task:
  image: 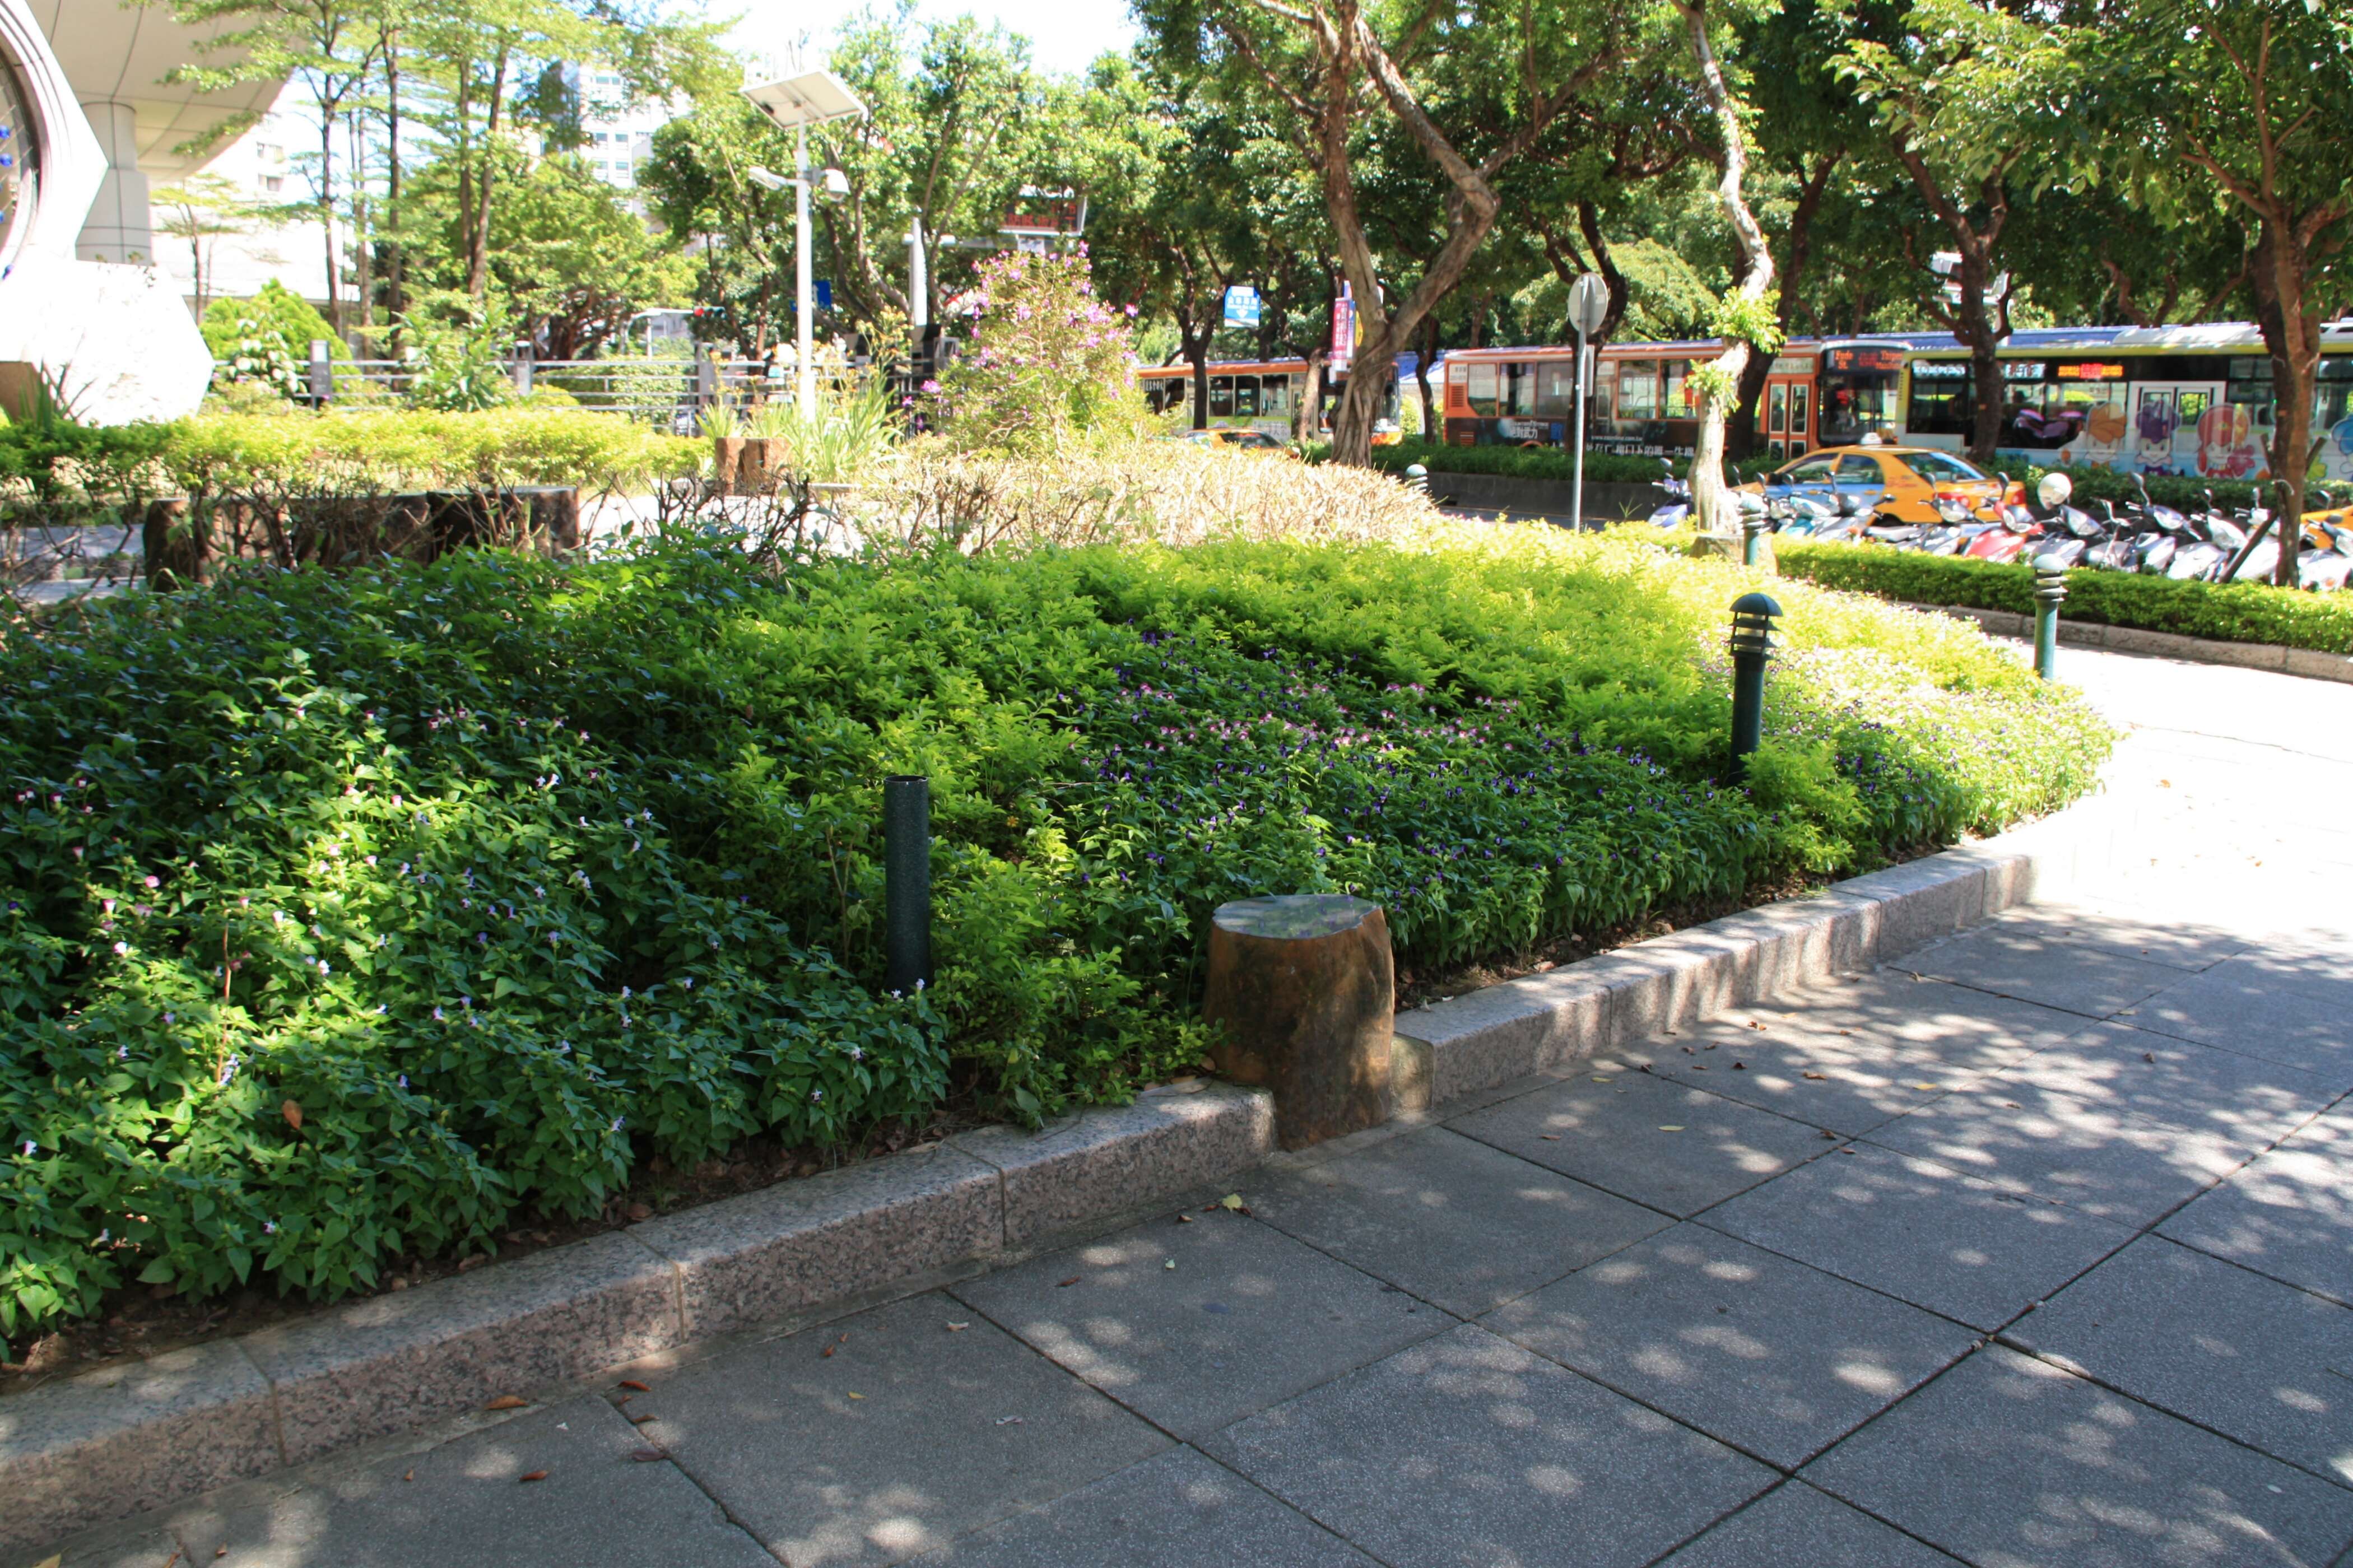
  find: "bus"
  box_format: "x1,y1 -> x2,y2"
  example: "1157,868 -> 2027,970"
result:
1438,323 -> 2353,485
1136,359 -> 1404,444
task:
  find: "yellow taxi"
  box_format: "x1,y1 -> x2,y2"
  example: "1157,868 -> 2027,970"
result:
1742,445 -> 2017,525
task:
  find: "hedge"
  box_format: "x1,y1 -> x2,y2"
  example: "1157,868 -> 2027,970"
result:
1303,440 -> 1778,486
1775,538 -> 2353,656
161,409 -> 706,493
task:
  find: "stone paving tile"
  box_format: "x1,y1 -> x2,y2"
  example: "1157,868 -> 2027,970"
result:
2160,1113 -> 2353,1306
31,1527 -> 189,1568
1246,1126 -> 1669,1316
1804,1346 -> 2353,1568
1701,1144 -> 2135,1331
1687,970 -> 2090,1072
1997,1021 -> 2340,1148
1490,1224 -> 1976,1469
2127,952 -> 2353,1085
633,1292 -> 1170,1567
1652,1479 -> 1965,1567
1640,1031 -> 1991,1139
1206,1324 -> 1777,1568
1447,1068 -> 1829,1218
1982,901 -> 2255,973
1902,920 -> 2191,1018
1861,1078 -> 2254,1228
911,1447 -> 1377,1567
950,1208 -> 1447,1441
2010,1235 -> 2353,1487
167,1395 -> 773,1568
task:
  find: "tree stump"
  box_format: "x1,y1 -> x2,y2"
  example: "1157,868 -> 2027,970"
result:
711,435 -> 746,495
738,436 -> 789,494
1203,895 -> 1394,1149
143,497 -> 205,590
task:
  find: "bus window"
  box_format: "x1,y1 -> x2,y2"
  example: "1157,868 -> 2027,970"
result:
1509,364 -> 1539,417
1261,375 -> 1291,419
1208,376 -> 1234,418
1617,361 -> 1659,420
1664,361 -> 1691,415
1820,370 -> 1897,444
1905,368 -> 1973,437
1466,362 -> 1501,417
1537,361 -> 1575,419
1768,384 -> 1787,435
1233,375 -> 1259,417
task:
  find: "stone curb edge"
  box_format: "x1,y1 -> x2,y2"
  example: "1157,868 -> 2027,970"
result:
1898,599 -> 2353,686
1389,810 -> 2095,1115
2,809 -> 2098,1556
0,1083 -> 1276,1555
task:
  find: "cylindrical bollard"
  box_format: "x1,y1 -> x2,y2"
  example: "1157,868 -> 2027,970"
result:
1728,592 -> 1782,778
1741,508 -> 1771,568
2033,557 -> 2068,680
1404,463 -> 1428,496
883,775 -> 931,994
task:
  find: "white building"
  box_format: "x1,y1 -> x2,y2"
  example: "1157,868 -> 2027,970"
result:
148,96 -> 331,309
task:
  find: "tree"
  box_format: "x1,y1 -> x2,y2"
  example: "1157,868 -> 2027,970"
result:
1144,0 -> 1652,464
151,175 -> 287,312
1840,0 -> 2077,465
1675,0 -> 1777,533
2092,0 -> 2353,585
170,0 -> 382,335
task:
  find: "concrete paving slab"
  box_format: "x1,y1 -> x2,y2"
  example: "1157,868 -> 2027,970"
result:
910,1447 -> 1377,1567
168,1395 -> 773,1568
1688,971 -> 2090,1072
1246,1127 -> 1669,1316
1862,1080 -> 2254,1227
1996,1021 -> 2340,1148
19,1526 -> 189,1568
1638,1030 -> 1992,1139
631,1292 -> 1170,1566
1804,1345 -> 2353,1568
1652,1479 -> 1965,1567
1206,1324 -> 1777,1568
1447,1069 -> 1829,1218
1901,920 -> 2186,1019
2127,952 -> 2353,1085
2160,1114 -> 2353,1306
1984,901 -> 2255,973
1701,1144 -> 2135,1331
2011,1235 -> 2353,1487
1490,1225 -> 1977,1469
950,1209 -> 1446,1442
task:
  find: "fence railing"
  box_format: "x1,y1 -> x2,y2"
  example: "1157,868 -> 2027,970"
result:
306,351 -> 895,430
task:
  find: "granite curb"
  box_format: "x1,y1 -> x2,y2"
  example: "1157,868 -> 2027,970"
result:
1899,601 -> 2353,685
0,1082 -> 1273,1556
3,811 -> 2089,1557
1390,816 -> 2087,1110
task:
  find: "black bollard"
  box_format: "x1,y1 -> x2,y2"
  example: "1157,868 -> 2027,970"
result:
2033,557 -> 2068,680
883,775 -> 932,994
1728,592 -> 1782,778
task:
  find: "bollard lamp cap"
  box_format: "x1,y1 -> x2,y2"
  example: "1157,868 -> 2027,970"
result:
1730,591 -> 1783,618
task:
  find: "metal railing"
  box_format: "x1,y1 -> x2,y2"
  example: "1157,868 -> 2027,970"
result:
308,353 -> 897,430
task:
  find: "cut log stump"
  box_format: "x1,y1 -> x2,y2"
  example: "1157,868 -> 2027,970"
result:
1203,895 -> 1394,1150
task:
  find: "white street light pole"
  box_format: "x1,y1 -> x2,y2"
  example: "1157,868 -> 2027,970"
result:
742,69 -> 868,422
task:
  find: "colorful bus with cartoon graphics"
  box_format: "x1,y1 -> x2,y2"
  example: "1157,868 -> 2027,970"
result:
1437,323 -> 2353,485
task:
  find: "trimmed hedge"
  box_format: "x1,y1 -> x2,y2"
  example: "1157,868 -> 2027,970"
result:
1304,440 -> 1778,486
161,409 -> 705,494
1776,538 -> 2353,656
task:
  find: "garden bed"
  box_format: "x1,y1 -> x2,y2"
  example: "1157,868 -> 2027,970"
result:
0,522 -> 2111,1352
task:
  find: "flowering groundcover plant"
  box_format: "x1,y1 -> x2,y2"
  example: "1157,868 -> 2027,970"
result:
0,528 -> 2108,1338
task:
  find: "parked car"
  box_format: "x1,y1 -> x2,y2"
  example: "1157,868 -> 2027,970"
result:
1162,429 -> 1296,453
1740,445 -> 2015,525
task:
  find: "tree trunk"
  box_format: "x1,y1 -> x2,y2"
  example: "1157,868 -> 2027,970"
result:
318,108 -> 342,336
1415,314 -> 1438,440
1731,154 -> 1838,458
1679,0 -> 1774,535
1297,347 -> 1328,444
2248,223 -> 2317,587
384,37 -> 404,335
466,50 -> 511,301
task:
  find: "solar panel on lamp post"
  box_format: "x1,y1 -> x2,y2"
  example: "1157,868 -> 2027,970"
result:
741,69 -> 867,421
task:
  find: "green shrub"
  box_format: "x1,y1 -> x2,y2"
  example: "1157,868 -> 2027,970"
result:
1775,538 -> 2353,655
200,282 -> 350,375
160,408 -> 704,493
1306,440 -> 1778,486
0,527 -> 2108,1339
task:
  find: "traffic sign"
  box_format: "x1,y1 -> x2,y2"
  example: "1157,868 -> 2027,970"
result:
1224,285 -> 1262,329
1570,272 -> 1608,338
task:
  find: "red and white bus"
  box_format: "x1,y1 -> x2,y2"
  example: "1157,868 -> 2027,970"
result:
1136,359 -> 1403,444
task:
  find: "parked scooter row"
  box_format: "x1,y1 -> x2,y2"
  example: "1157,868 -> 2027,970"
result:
1649,459 -> 2353,590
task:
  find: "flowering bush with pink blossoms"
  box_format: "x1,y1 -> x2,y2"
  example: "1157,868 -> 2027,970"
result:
940,249 -> 1146,456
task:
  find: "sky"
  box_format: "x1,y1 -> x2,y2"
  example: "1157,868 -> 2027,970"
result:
730,0 -> 1142,81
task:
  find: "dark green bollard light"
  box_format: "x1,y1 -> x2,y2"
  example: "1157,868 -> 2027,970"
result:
1741,505 -> 1772,569
883,774 -> 932,994
2032,557 -> 2068,680
1728,592 -> 1782,777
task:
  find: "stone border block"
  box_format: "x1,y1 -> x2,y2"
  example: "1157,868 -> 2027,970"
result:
0,1341 -> 279,1556
950,1083 -> 1274,1248
631,1143 -> 1001,1341
2285,646 -> 2353,685
243,1231 -> 681,1465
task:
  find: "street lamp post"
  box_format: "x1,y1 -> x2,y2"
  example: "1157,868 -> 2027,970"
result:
742,69 -> 867,421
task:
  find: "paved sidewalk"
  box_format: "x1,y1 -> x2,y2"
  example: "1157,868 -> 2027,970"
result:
34,644 -> 2353,1568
